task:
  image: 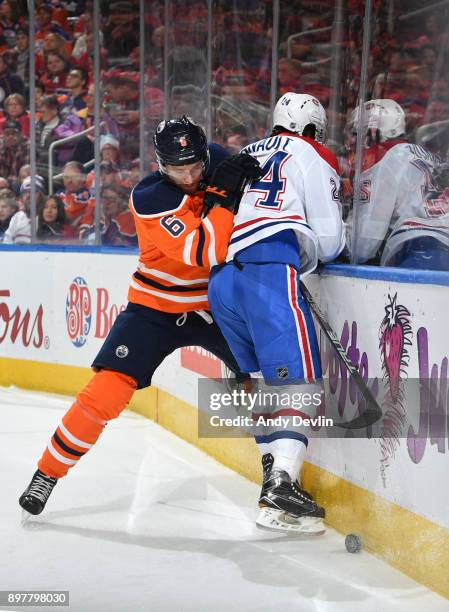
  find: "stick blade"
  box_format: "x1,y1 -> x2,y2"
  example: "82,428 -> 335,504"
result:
335,404 -> 382,429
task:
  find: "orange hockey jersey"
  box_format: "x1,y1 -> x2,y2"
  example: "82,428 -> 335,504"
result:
128,144 -> 234,313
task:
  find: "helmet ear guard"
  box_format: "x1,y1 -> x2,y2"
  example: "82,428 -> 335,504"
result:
153,115 -> 209,176
273,92 -> 328,144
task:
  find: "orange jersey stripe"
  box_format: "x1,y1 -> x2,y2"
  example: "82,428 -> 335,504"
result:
128,191 -> 234,312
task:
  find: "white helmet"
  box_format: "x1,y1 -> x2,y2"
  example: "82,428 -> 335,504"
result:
273,92 -> 328,144
348,99 -> 405,142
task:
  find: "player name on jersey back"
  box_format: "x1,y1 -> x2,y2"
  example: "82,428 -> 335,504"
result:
227,133 -> 345,273
242,135 -> 294,156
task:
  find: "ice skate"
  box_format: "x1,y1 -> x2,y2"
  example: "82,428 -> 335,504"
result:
259,453 -> 315,504
257,468 -> 325,534
258,452 -> 275,503
19,470 -> 58,516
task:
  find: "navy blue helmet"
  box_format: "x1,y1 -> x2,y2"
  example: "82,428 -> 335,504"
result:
153,115 -> 209,174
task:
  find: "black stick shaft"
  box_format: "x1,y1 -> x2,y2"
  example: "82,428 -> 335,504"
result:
300,281 -> 382,429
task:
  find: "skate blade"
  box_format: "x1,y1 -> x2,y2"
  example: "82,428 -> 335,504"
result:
256,507 -> 325,535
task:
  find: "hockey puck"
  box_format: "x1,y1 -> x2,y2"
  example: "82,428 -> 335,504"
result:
345,533 -> 362,553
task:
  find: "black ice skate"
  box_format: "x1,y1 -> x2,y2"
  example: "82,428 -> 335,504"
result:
258,452 -> 275,503
19,470 -> 58,516
257,468 -> 325,534
259,453 -> 315,504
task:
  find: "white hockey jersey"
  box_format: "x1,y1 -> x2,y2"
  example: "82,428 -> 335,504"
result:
226,133 -> 345,275
347,142 -> 449,264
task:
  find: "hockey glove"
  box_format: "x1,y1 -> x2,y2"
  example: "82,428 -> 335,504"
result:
203,153 -> 263,215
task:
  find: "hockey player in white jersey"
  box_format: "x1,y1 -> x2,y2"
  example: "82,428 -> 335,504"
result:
346,98 -> 449,269
205,92 -> 345,533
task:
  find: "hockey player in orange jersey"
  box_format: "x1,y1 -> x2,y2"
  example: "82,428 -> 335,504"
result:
19,116 -> 261,515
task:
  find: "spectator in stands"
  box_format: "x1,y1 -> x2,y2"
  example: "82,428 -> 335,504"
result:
86,159 -> 122,192
37,194 -> 72,241
36,31 -> 72,76
0,191 -> 18,240
72,30 -> 108,74
285,36 -> 313,62
102,73 -> 140,129
371,47 -> 407,101
103,72 -> 163,160
121,157 -> 140,192
426,99 -> 449,124
73,83 -> 121,164
0,1 -> 21,49
76,82 -> 94,129
17,162 -> 30,184
35,79 -> 45,110
170,84 -> 206,126
73,5 -> 93,40
103,1 -> 139,59
36,94 -> 83,173
40,51 -> 72,95
370,43 -> 427,131
79,184 -> 136,246
0,120 -> 28,183
57,159 -> 93,231
417,13 -> 449,48
44,1 -> 69,31
278,57 -> 304,96
12,26 -> 29,83
65,67 -> 88,112
167,45 -> 207,89
0,47 -> 25,107
148,25 -> 164,87
219,69 -> 257,102
0,93 -> 29,137
35,4 -> 69,51
2,174 -> 46,244
224,125 -> 250,154
77,83 -> 116,133
411,45 -> 437,88
213,68 -> 268,144
100,160 -> 122,188
100,134 -> 120,165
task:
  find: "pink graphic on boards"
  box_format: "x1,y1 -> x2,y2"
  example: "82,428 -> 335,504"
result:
378,293 -> 412,485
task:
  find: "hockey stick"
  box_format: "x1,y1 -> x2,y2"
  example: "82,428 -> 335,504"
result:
299,281 -> 382,430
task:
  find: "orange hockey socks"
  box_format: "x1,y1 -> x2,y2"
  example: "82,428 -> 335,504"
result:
38,370 -> 137,478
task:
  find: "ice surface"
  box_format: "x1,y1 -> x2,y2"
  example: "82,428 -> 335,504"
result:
1,387 -> 447,612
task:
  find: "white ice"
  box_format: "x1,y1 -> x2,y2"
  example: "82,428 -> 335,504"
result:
0,386 -> 447,612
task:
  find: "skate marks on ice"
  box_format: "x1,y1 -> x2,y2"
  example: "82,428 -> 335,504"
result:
2,387 -> 448,612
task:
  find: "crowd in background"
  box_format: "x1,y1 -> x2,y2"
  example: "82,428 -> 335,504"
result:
0,0 -> 448,267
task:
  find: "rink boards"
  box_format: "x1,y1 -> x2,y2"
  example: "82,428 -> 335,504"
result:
0,247 -> 448,599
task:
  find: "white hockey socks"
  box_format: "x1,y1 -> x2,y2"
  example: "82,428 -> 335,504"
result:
270,437 -> 307,482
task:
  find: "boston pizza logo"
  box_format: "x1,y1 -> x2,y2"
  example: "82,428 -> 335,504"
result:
66,277 -> 92,347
